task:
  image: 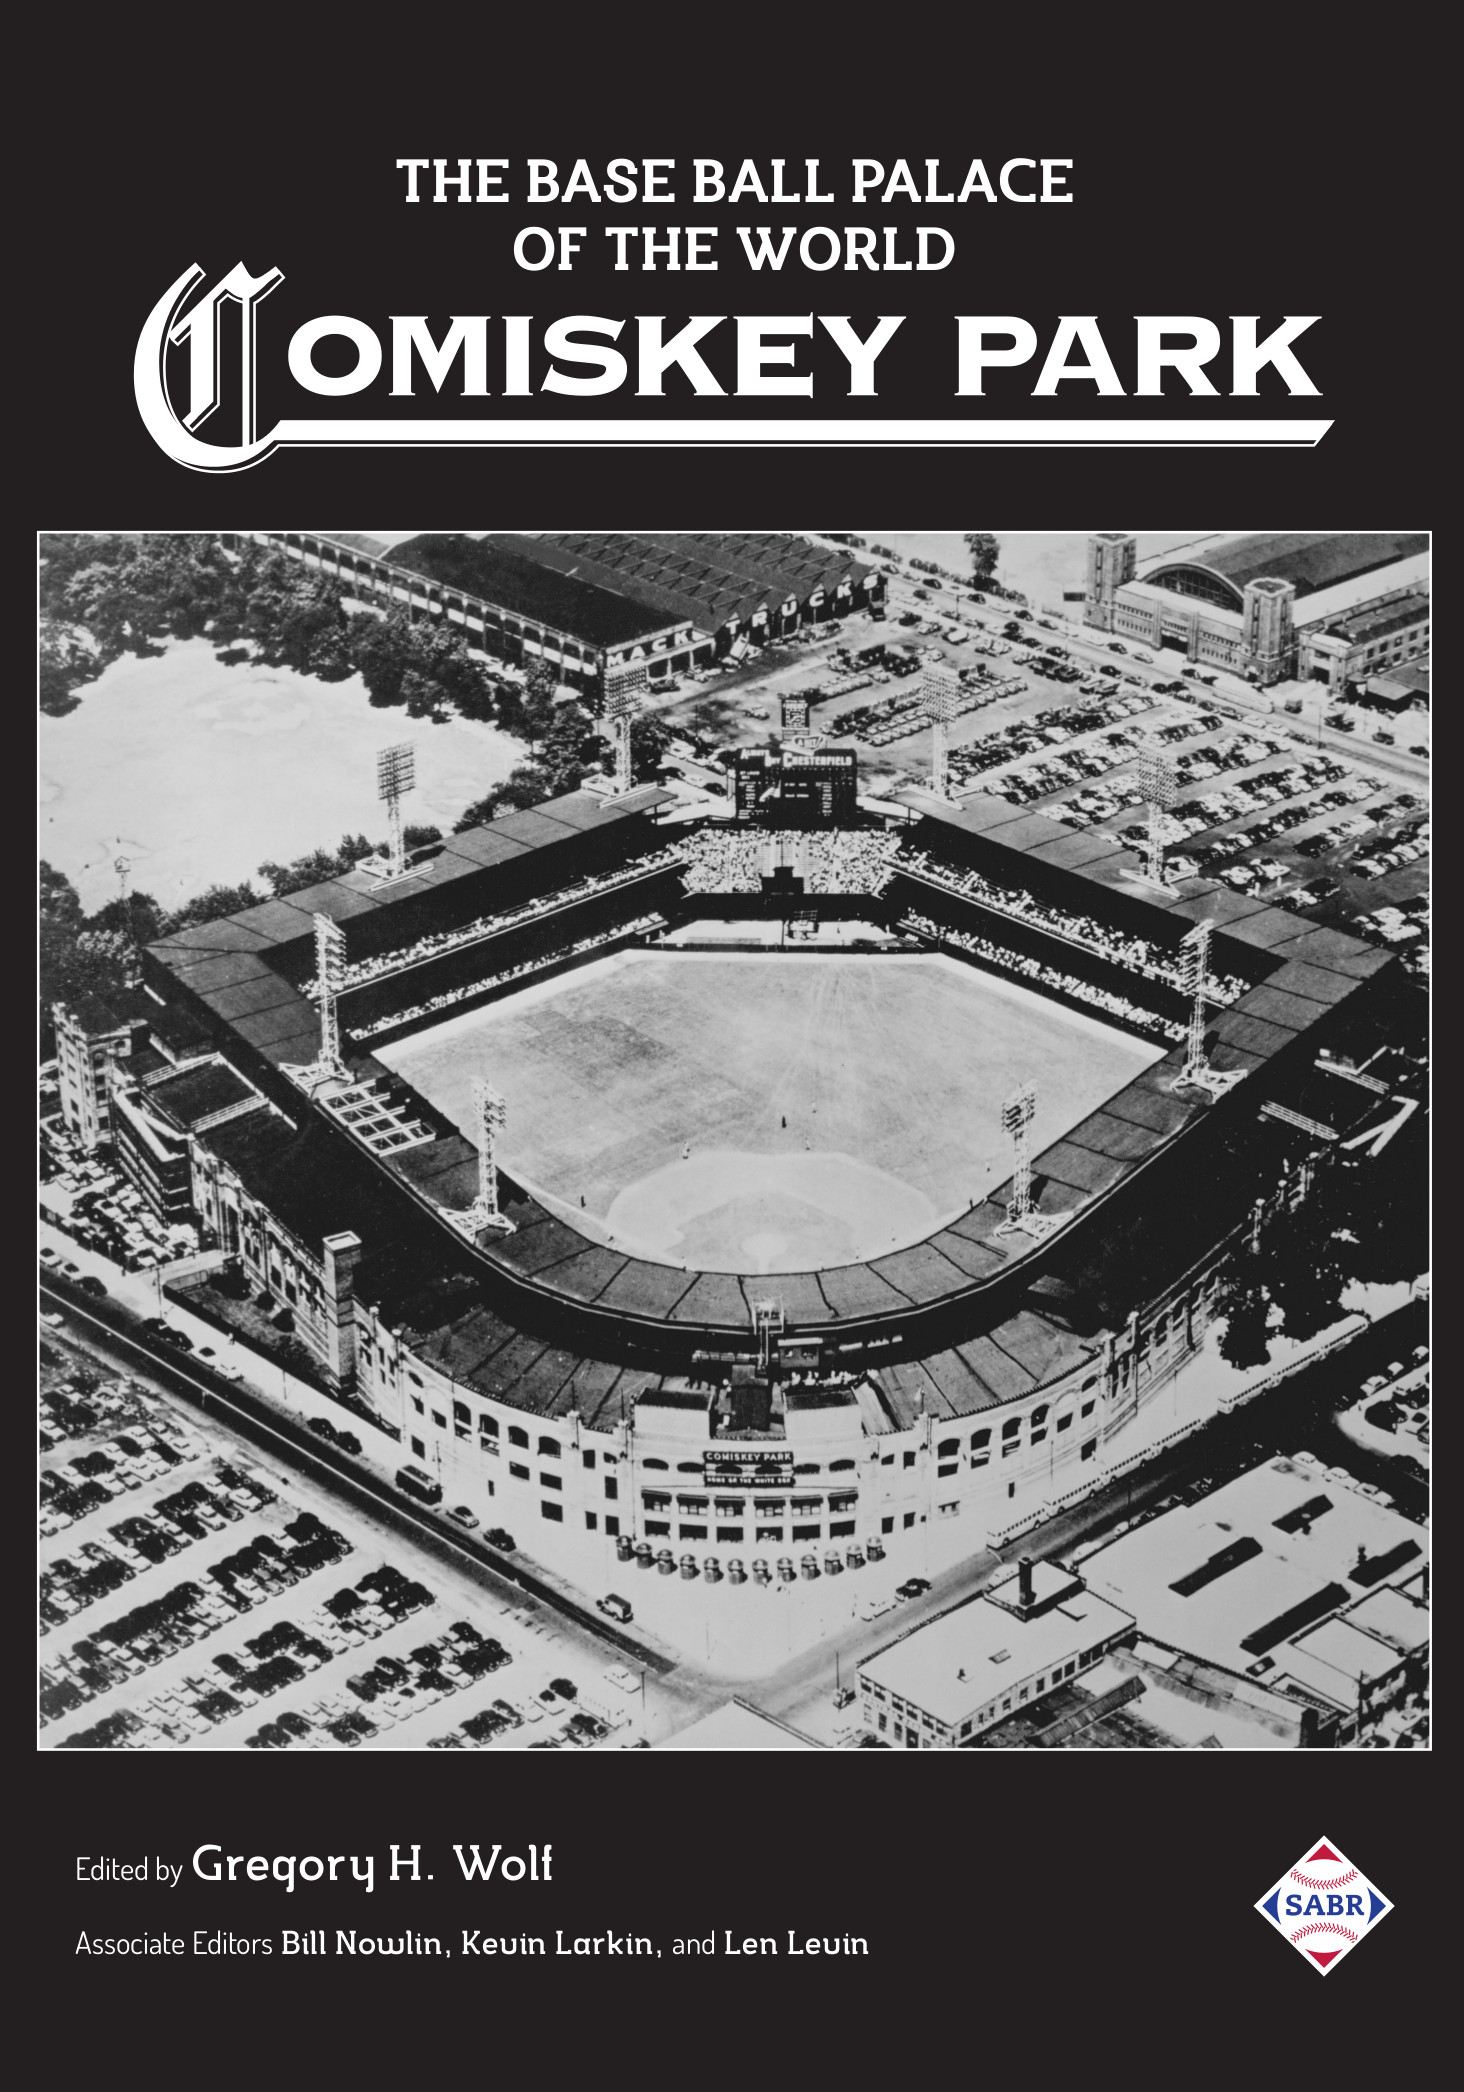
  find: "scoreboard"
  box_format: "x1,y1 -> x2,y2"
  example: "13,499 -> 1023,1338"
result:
734,748 -> 859,827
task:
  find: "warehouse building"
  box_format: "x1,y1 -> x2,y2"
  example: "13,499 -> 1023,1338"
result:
1080,1456 -> 1429,1728
857,1557 -> 1134,1748
1084,531 -> 1428,689
531,531 -> 885,652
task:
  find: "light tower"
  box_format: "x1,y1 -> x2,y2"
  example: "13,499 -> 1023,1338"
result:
443,1077 -> 516,1237
113,856 -> 141,981
376,741 -> 416,878
753,1298 -> 785,1372
603,661 -> 650,795
921,662 -> 963,801
1136,744 -> 1177,887
1171,920 -> 1247,1101
994,1081 -> 1062,1240
283,913 -> 349,1094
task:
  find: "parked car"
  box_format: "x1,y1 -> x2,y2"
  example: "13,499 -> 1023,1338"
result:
446,1505 -> 479,1529
597,1593 -> 633,1624
895,1577 -> 931,1601
483,1528 -> 517,1552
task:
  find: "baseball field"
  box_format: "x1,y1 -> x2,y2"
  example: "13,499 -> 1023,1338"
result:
376,950 -> 1162,1274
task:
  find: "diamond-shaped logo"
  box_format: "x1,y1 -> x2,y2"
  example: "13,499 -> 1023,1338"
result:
1255,1837 -> 1393,1973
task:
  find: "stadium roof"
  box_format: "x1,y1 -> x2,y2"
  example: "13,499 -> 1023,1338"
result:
141,782 -> 1400,1393
1145,532 -> 1427,603
390,534 -> 679,646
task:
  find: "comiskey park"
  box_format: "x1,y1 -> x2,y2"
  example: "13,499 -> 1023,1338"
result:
40,529 -> 1428,1752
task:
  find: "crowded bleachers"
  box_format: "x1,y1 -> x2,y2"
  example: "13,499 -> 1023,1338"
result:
897,849 -> 1249,1004
679,825 -> 902,897
900,911 -> 1185,1044
307,846 -> 686,994
348,913 -> 668,1042
792,829 -> 903,895
680,827 -> 766,893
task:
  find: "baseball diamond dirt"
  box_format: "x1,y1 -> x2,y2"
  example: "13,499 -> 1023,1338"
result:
375,949 -> 1162,1273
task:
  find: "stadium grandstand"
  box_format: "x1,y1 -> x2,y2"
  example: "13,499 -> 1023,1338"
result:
48,734 -> 1414,1593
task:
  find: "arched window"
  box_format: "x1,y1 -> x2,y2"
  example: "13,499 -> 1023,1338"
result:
538,1435 -> 561,1458
938,1438 -> 959,1458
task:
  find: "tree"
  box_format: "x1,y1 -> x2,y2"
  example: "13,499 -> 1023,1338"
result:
629,713 -> 673,781
965,533 -> 1000,579
91,890 -> 164,948
1215,1276 -> 1272,1370
453,766 -> 555,828
162,881 -> 264,933
520,683 -> 558,753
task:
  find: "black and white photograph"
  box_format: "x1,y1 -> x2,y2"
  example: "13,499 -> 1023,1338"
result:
38,526 -> 1429,1754
27,28 -> 1440,2035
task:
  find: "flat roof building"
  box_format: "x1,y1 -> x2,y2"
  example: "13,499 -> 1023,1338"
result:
1080,1457 -> 1428,1680
858,1558 -> 1134,1748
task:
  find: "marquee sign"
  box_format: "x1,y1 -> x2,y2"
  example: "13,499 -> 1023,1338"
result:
704,1450 -> 795,1488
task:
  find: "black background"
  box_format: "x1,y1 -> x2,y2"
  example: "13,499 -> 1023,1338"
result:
33,20 -> 1436,2053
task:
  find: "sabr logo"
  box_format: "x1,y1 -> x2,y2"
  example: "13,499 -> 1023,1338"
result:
1255,1838 -> 1392,1973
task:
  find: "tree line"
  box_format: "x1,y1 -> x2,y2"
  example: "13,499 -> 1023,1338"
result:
40,533 -> 572,739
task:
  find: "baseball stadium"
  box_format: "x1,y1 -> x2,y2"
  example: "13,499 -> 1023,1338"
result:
137,685 -> 1401,1607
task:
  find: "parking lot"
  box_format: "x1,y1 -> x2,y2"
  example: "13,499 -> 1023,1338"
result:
649,541 -> 1428,981
39,1333 -> 661,1750
39,1105 -> 203,1270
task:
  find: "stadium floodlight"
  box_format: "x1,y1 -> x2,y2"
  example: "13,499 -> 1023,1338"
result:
994,1080 -> 1062,1240
376,741 -> 417,877
443,1077 -> 516,1238
752,1298 -> 785,1372
921,663 -> 964,801
282,914 -> 350,1095
603,661 -> 651,795
1136,743 -> 1176,886
1171,920 -> 1247,1102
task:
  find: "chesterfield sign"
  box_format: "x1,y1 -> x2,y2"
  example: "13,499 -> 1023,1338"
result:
135,263 -> 1334,470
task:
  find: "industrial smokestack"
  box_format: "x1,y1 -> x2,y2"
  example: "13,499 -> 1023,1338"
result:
1019,1556 -> 1034,1606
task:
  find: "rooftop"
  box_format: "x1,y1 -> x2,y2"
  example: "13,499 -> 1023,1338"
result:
1081,1458 -> 1428,1675
390,534 -> 678,646
1145,532 -> 1428,601
144,1060 -> 257,1129
860,1575 -> 1133,1726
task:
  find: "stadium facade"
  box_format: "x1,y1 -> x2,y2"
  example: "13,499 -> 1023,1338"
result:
1084,531 -> 1429,690
46,721 -> 1411,1593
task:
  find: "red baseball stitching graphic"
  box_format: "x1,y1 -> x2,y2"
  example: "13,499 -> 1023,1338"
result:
1287,1923 -> 1359,1946
1291,1865 -> 1359,1889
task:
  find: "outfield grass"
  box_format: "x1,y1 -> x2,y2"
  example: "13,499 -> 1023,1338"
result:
377,951 -> 1162,1273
